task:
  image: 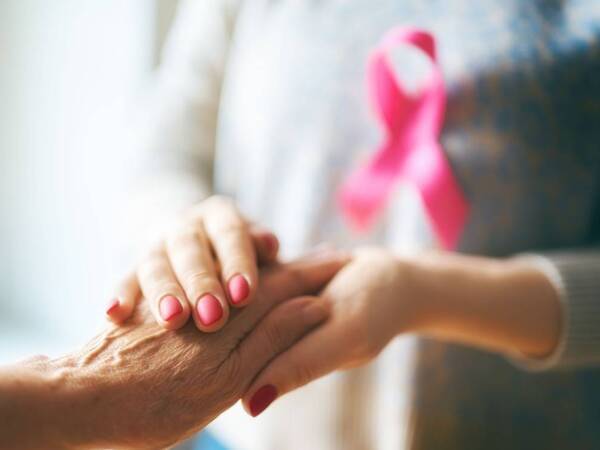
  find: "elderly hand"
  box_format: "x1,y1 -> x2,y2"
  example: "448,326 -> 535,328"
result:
4,253 -> 347,450
106,195 -> 280,332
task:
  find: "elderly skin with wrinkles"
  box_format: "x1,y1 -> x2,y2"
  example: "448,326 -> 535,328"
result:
0,254 -> 347,450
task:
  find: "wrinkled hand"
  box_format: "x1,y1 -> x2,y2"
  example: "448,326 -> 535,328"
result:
242,247 -> 418,416
50,253 -> 347,449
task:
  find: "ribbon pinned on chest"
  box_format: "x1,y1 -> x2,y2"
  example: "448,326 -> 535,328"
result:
337,27 -> 469,250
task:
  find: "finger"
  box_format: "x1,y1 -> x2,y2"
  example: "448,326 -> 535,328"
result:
202,196 -> 257,307
136,247 -> 190,330
105,272 -> 140,324
258,249 -> 351,304
227,249 -> 351,336
166,223 -> 229,332
249,225 -> 279,265
242,317 -> 346,417
236,296 -> 330,390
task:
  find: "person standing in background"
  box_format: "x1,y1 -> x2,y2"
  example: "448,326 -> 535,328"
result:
119,1 -> 600,449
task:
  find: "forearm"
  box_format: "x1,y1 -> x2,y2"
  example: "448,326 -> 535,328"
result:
0,358 -> 96,450
406,253 -> 562,359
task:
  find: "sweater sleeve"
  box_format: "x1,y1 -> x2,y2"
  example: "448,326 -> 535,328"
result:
121,0 -> 241,253
510,250 -> 600,370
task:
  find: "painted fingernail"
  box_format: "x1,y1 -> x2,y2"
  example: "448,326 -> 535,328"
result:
159,295 -> 182,321
264,233 -> 279,256
196,294 -> 223,326
106,299 -> 120,315
228,274 -> 250,304
249,385 -> 278,417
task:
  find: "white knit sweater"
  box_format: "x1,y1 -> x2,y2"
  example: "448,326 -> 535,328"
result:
127,1 -> 600,449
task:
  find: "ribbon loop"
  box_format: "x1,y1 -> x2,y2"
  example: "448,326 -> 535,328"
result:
338,27 -> 469,250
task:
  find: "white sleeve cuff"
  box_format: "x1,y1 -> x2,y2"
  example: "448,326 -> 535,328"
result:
509,251 -> 600,371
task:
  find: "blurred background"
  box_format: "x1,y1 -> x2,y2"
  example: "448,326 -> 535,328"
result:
0,0 -> 180,363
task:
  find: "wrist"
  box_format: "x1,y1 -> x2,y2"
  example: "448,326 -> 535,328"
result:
384,254 -> 436,336
3,354 -> 104,450
496,258 -> 562,357
0,356 -> 78,449
45,353 -> 108,449
403,252 -> 561,357
392,253 -> 456,334
352,248 -> 428,345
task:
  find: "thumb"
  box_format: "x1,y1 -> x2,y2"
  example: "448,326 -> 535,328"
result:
236,296 -> 330,388
241,316 -> 346,417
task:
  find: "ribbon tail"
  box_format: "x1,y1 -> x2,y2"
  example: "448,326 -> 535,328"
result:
338,27 -> 469,249
408,141 -> 469,249
337,160 -> 398,232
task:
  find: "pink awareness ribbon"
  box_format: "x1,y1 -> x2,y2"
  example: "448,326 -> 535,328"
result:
337,27 -> 469,250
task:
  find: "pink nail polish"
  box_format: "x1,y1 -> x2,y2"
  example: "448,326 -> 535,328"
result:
249,385 -> 278,417
196,294 -> 223,326
159,295 -> 182,321
264,233 -> 279,256
106,299 -> 120,315
228,274 -> 250,304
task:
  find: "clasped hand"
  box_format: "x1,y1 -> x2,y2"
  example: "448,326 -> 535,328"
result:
109,196 -> 413,425
32,255 -> 345,450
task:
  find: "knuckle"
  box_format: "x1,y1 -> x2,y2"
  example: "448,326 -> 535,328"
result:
137,251 -> 166,274
289,360 -> 315,389
203,195 -> 234,214
137,260 -> 166,281
152,282 -> 181,299
143,244 -> 164,260
211,194 -> 234,205
181,269 -> 216,291
166,226 -> 197,250
216,220 -> 247,237
222,254 -> 254,275
217,355 -> 245,399
185,206 -> 204,224
187,195 -> 234,221
218,237 -> 253,262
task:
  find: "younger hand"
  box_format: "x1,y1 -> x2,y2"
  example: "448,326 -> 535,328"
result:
241,247 -> 419,416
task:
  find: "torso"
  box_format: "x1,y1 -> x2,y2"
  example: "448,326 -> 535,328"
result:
214,1 -> 600,448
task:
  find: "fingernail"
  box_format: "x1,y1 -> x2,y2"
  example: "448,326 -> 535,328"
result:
106,299 -> 120,315
196,294 -> 223,326
159,295 -> 183,321
228,274 -> 250,304
263,233 -> 279,256
249,385 -> 278,417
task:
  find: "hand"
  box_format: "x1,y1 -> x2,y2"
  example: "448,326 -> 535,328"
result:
241,247 -> 418,416
241,249 -> 562,416
106,195 -> 280,332
14,254 -> 348,450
